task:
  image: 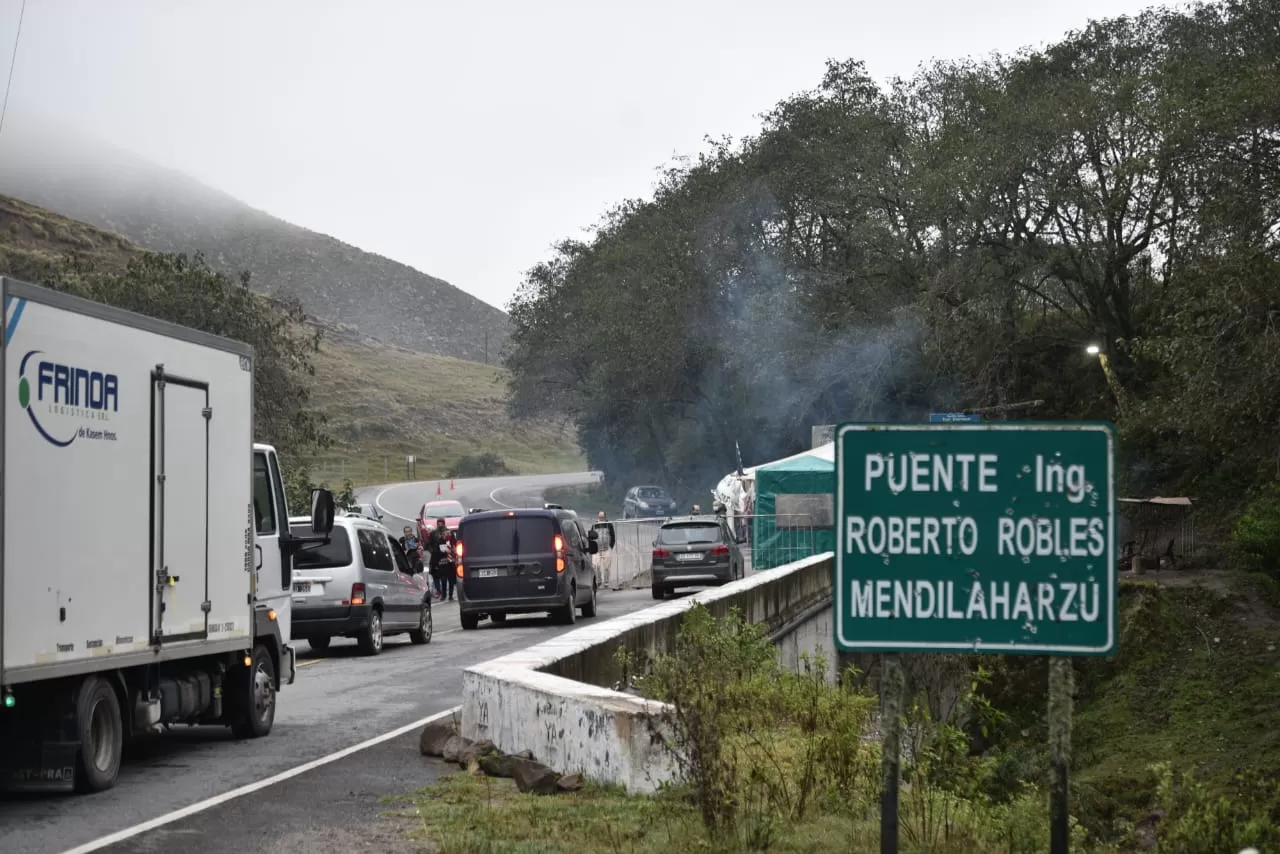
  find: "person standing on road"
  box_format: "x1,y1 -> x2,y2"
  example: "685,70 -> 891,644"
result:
426,517 -> 449,600
441,529 -> 459,602
401,525 -> 424,574
592,510 -> 617,591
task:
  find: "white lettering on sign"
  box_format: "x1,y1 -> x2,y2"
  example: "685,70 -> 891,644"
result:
845,516 -> 979,556
995,517 -> 1106,558
849,579 -> 1102,623
1034,454 -> 1088,503
863,453 -> 999,494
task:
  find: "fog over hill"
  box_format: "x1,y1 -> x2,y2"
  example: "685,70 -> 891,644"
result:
0,114 -> 509,362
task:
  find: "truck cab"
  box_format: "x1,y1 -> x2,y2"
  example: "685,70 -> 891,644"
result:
252,442 -> 299,682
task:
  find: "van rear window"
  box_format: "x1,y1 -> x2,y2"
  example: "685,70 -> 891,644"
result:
461,516 -> 557,559
291,524 -> 354,569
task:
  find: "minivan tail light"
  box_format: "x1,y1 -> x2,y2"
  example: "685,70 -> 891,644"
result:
553,535 -> 564,554
456,561 -> 464,578
652,547 -> 670,559
455,541 -> 464,559
554,534 -> 566,572
349,582 -> 366,606
711,544 -> 730,557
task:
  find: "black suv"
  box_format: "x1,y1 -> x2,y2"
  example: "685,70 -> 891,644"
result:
650,516 -> 745,599
455,509 -> 599,630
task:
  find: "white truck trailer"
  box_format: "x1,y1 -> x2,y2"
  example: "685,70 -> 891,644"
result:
0,276 -> 335,793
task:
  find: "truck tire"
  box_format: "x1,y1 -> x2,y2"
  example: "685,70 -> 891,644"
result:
232,645 -> 277,739
73,675 -> 123,793
358,608 -> 384,655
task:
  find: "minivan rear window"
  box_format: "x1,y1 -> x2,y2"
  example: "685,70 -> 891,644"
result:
461,516 -> 557,559
658,523 -> 722,545
291,524 -> 354,569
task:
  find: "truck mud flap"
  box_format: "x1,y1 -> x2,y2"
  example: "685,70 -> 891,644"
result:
0,740 -> 78,793
283,643 -> 297,686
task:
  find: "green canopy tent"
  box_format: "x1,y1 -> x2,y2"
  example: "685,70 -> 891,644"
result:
750,452 -> 835,570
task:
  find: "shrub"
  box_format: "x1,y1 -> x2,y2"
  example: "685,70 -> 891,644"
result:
446,452 -> 513,479
1230,484 -> 1280,579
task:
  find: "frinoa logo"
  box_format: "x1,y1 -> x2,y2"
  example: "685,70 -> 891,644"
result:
18,350 -> 120,447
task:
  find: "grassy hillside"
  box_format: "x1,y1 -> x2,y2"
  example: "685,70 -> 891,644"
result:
0,195 -> 582,485
0,114 -> 509,362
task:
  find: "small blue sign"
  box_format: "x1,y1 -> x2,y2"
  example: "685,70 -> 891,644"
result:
929,412 -> 982,423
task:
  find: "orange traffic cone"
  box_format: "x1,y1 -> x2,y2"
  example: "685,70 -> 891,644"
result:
450,479 -> 456,490
436,482 -> 442,497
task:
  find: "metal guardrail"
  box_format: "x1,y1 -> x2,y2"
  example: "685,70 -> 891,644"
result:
590,514 -> 819,589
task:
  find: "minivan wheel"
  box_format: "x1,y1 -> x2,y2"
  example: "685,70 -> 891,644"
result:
489,612 -> 507,624
358,609 -> 384,655
308,636 -> 331,652
409,603 -> 432,645
554,584 -> 578,625
460,612 -> 480,631
580,579 -> 598,618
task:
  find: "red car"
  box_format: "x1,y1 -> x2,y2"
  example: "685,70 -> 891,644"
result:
417,499 -> 466,542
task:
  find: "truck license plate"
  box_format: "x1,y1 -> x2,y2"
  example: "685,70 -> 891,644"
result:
677,553 -> 703,561
293,581 -> 312,593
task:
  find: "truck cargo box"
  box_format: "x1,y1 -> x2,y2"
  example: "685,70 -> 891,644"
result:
1,277 -> 256,685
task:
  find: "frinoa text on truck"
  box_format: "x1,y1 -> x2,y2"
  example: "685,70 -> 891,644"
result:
0,276 -> 336,794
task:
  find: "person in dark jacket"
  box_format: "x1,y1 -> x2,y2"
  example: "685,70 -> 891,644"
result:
425,518 -> 449,599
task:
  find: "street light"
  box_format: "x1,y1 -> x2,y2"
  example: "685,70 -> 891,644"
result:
1086,344 -> 1101,356
1085,343 -> 1126,415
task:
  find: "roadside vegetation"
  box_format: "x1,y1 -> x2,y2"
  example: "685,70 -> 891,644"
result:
502,0 -> 1280,553
408,596 -> 1279,853
0,194 -> 583,503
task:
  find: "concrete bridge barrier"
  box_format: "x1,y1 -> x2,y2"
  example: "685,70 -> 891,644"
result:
459,553 -> 835,792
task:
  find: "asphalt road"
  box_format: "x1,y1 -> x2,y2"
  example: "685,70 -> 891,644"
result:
359,471 -> 603,529
0,472 -> 652,854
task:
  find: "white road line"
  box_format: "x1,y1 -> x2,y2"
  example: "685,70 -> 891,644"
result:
373,484 -> 416,524
61,706 -> 463,854
488,485 -> 518,509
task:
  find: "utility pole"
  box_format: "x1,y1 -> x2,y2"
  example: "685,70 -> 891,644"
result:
484,331 -> 489,365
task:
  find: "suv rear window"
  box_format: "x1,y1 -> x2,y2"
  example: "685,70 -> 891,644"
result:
291,524 -> 354,569
658,523 -> 723,545
461,516 -> 557,559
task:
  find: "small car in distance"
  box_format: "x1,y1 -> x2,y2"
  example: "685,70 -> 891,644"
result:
455,509 -> 599,630
417,499 -> 467,541
289,515 -> 433,655
650,516 -> 745,600
623,485 -> 677,519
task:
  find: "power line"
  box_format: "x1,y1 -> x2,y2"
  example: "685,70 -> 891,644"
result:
0,0 -> 27,140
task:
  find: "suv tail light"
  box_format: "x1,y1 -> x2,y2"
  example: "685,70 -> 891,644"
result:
349,582 -> 366,606
652,547 -> 671,559
711,544 -> 730,557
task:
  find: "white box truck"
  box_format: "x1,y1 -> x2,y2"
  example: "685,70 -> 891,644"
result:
0,276 -> 335,793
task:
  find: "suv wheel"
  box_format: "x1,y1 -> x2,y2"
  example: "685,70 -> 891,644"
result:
651,584 -> 664,601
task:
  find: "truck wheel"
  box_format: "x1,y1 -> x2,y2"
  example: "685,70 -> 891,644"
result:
232,645 -> 277,739
73,675 -> 123,793
409,603 -> 432,645
358,609 -> 384,656
460,612 -> 480,631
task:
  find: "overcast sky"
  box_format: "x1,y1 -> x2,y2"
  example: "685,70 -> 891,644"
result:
1,0 -> 1165,311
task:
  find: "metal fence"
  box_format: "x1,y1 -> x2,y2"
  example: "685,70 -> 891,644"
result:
590,514 -> 820,590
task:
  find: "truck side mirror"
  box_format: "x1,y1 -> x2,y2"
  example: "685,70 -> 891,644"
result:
311,488 -> 336,535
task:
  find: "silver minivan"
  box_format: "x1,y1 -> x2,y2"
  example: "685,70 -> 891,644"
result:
289,515 -> 433,655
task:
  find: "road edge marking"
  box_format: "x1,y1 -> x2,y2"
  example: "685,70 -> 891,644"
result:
60,706 -> 463,854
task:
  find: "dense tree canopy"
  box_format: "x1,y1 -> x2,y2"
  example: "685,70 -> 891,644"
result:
505,0 -> 1280,514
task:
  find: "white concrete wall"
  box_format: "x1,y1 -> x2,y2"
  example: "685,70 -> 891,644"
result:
460,553 -> 834,793
775,602 -> 838,683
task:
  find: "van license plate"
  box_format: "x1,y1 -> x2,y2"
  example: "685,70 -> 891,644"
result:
292,581 -> 312,593
475,568 -> 503,578
677,553 -> 703,561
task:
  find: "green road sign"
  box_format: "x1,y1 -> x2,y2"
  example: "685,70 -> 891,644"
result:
834,422 -> 1116,656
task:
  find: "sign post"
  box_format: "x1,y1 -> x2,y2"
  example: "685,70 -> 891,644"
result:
835,422 -> 1116,852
